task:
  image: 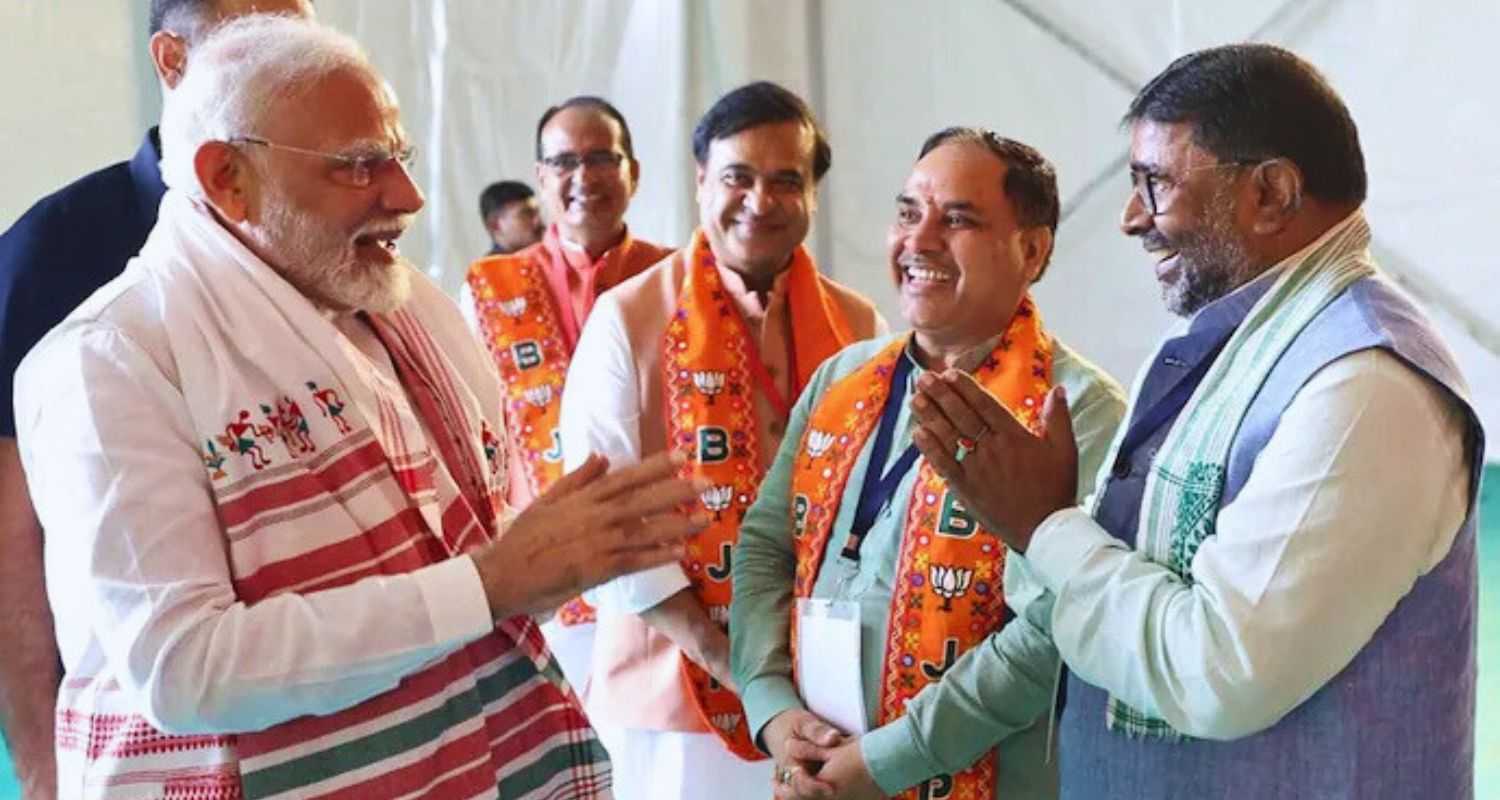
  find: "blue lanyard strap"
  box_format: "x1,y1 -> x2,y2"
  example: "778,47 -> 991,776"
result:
840,353 -> 921,562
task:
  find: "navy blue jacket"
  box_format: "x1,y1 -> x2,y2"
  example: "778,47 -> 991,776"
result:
0,129 -> 166,436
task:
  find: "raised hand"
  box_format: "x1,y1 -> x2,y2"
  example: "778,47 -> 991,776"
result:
473,451 -> 708,620
910,370 -> 1077,553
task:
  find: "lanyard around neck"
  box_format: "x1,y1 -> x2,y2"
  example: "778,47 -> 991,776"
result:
840,353 -> 921,562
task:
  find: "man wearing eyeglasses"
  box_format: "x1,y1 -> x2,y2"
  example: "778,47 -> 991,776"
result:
558,81 -> 886,799
13,17 -> 706,798
460,97 -> 675,696
908,45 -> 1483,798
0,2 -> 313,796
463,97 -> 672,512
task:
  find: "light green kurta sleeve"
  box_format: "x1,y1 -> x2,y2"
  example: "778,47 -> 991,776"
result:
860,344 -> 1126,796
731,336 -> 897,747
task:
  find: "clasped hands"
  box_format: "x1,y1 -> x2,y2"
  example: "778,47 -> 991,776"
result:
764,709 -> 884,799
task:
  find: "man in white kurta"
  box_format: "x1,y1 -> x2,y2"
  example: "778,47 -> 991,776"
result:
559,82 -> 886,798
14,17 -> 701,799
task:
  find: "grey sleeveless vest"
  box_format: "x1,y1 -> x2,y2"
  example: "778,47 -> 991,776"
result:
1060,274 -> 1485,799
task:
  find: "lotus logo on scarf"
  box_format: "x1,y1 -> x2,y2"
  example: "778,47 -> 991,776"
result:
498,297 -> 528,317
710,712 -> 742,734
700,484 -> 734,519
929,565 -> 974,612
805,430 -> 836,459
692,370 -> 726,404
523,385 -> 554,407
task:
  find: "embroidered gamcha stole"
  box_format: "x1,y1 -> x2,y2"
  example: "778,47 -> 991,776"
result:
662,230 -> 855,760
467,231 -> 670,626
1096,212 -> 1376,740
788,298 -> 1052,800
56,191 -> 609,798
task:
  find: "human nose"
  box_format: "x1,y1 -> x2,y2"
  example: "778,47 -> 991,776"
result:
1119,186 -> 1151,237
744,182 -> 776,216
381,159 -> 425,214
906,210 -> 943,253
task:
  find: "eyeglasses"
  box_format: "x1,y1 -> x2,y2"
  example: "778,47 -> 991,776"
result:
229,136 -> 417,188
1129,160 -> 1256,216
539,150 -> 626,175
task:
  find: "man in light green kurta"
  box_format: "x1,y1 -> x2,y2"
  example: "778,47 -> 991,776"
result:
729,130 -> 1125,799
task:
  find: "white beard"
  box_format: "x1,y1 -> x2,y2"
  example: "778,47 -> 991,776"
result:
249,187 -> 413,314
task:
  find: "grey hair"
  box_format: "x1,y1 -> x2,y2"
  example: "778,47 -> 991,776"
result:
150,0 -> 219,44
159,14 -> 375,194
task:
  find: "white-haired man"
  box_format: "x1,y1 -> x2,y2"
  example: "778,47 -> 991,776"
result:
15,16 -> 704,799
0,3 -> 312,795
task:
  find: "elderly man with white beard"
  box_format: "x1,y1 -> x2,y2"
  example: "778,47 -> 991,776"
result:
13,15 -> 706,799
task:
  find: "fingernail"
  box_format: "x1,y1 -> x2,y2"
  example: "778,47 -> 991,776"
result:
912,393 -> 928,409
692,476 -> 712,491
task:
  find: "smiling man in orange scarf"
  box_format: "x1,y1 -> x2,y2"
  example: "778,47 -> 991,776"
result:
559,82 -> 886,799
729,130 -> 1125,799
462,96 -> 674,696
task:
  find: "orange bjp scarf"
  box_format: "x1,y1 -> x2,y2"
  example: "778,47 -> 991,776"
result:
789,297 -> 1052,799
662,228 -> 854,759
467,230 -> 669,625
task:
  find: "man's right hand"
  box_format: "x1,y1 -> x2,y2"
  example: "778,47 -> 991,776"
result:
473,451 -> 707,621
0,437 -> 59,800
764,707 -> 847,798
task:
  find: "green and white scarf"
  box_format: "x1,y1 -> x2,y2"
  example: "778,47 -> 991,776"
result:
1093,211 -> 1376,740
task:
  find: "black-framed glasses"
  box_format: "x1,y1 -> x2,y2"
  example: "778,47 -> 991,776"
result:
539,150 -> 626,175
229,136 -> 416,188
1129,160 -> 1256,216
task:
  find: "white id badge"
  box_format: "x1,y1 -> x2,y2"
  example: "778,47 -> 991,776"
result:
795,598 -> 868,735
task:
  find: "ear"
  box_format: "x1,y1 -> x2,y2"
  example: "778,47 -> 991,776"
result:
148,31 -> 189,89
627,156 -> 641,199
533,160 -> 546,187
194,142 -> 253,222
1249,159 -> 1304,235
1018,226 -> 1054,283
694,163 -> 707,203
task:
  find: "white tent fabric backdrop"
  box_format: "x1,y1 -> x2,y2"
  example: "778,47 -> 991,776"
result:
4,0 -> 1496,459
